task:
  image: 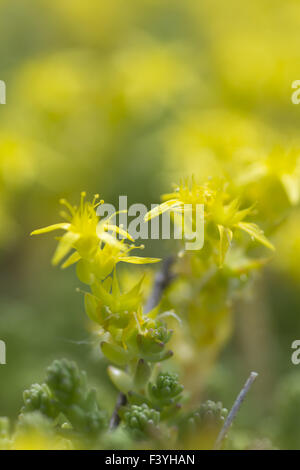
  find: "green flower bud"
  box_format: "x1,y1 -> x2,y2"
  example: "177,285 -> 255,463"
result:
198,400 -> 228,424
123,404 -> 160,440
148,372 -> 184,408
45,359 -> 107,436
22,383 -> 58,418
71,406 -> 107,436
137,325 -> 173,363
184,400 -> 228,432
45,359 -> 86,406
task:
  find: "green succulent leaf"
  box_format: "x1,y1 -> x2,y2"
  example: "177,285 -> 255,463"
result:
107,366 -> 133,394
101,342 -> 130,366
134,359 -> 152,390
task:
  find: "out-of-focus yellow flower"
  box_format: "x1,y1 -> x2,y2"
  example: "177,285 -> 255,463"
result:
12,412 -> 74,450
112,37 -> 196,116
163,110 -> 270,178
239,147 -> 300,206
13,431 -> 72,450
273,210 -> 300,282
48,0 -> 132,46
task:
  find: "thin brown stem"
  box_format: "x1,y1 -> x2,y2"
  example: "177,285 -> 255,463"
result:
109,391 -> 127,430
144,256 -> 176,313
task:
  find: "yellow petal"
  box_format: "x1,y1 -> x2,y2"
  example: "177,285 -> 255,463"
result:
120,256 -> 161,264
103,224 -> 135,242
98,231 -> 128,251
61,251 -> 81,269
218,225 -> 233,267
52,231 -> 80,266
281,174 -> 300,205
236,222 -> 275,251
144,200 -> 182,222
30,223 -> 70,236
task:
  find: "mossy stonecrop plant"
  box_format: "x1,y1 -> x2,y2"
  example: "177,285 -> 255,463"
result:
22,359 -> 107,437
31,191 -> 175,373
27,181 -> 273,448
145,178 -> 275,380
145,177 -> 274,266
30,192 -> 181,440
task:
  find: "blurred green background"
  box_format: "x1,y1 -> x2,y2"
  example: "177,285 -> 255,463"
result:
1,0 -> 300,449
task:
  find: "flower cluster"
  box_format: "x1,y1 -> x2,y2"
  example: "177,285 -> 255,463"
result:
148,372 -> 184,409
122,404 -> 160,440
31,194 -> 176,407
178,400 -> 228,450
31,192 -> 158,272
145,179 -> 275,389
24,185 -> 270,449
145,178 -> 274,266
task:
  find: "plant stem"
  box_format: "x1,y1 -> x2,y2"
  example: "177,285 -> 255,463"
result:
109,391 -> 127,430
214,371 -> 258,450
109,256 -> 176,430
144,256 -> 176,313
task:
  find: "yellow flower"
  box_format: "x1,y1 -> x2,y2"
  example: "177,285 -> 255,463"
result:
31,193 -> 160,275
145,178 -> 274,265
145,178 -> 216,221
